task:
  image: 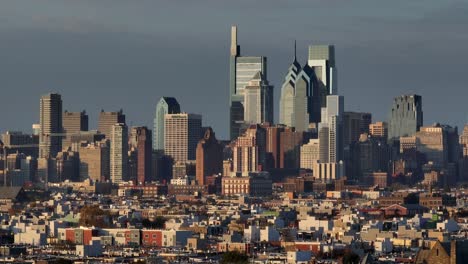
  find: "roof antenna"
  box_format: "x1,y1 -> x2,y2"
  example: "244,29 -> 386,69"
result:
294,40 -> 297,62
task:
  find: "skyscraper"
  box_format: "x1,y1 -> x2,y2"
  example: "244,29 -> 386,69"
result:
78,140 -> 110,182
135,127 -> 152,184
110,123 -> 128,183
164,113 -> 202,163
343,112 -> 372,147
369,121 -> 389,140
62,110 -> 88,150
388,94 -> 423,141
153,97 -> 181,151
308,45 -> 337,99
319,95 -> 344,163
243,72 -> 273,125
98,110 -> 125,139
39,93 -> 63,158
196,127 -> 223,185
229,26 -> 267,140
279,44 -> 321,131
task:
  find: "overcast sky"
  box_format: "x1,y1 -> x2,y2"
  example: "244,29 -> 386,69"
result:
1,0 -> 467,139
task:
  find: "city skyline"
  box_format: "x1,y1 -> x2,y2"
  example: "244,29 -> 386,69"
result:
1,0 -> 468,139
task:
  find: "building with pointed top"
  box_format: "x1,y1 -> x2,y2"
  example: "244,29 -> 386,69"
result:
153,97 -> 181,151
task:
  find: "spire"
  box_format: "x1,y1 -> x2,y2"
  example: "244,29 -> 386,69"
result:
294,39 -> 297,62
231,26 -> 238,56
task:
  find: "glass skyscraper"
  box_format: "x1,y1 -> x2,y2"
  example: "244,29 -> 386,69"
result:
153,97 -> 180,151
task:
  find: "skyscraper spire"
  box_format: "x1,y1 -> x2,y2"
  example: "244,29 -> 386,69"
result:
294,40 -> 297,62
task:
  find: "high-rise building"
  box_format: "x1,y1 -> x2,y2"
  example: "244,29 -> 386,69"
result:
134,127 -> 152,184
264,124 -> 287,169
459,125 -> 468,181
153,97 -> 181,151
229,26 -> 267,140
308,45 -> 337,105
232,136 -> 258,173
388,94 -> 423,141
56,150 -> 80,182
243,72 -> 273,125
110,123 -> 128,183
279,127 -> 304,169
1,131 -> 38,157
196,128 -> 223,185
98,110 -> 125,139
164,113 -> 202,163
300,139 -> 320,170
78,140 -> 110,182
280,44 -> 321,131
319,95 -> 344,163
369,121 -> 388,140
39,93 -> 63,158
343,112 -> 372,147
62,110 -> 88,150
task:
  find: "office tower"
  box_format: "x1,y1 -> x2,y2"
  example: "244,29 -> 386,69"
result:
300,139 -> 320,170
153,97 -> 181,151
1,131 -> 38,157
388,94 -> 423,141
349,133 -> 390,180
459,125 -> 468,181
243,124 -> 267,169
62,110 -> 88,150
134,127 -> 152,184
243,72 -> 273,125
232,136 -> 258,173
320,95 -> 344,163
39,93 -> 63,158
229,26 -> 267,140
56,150 -> 80,182
69,131 -> 105,151
79,140 -> 110,182
98,110 -> 125,139
164,113 -> 202,163
196,128 -> 223,185
110,123 -> 128,183
280,45 -> 321,131
279,127 -> 304,169
343,112 -> 372,147
128,148 -> 138,183
369,121 -> 388,140
264,124 -> 287,169
308,45 -> 337,105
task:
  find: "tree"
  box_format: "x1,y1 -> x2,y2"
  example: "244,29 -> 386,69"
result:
142,216 -> 166,229
220,251 -> 249,264
79,205 -> 110,227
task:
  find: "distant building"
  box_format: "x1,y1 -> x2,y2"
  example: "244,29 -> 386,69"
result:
343,112 -> 371,146
319,95 -> 344,163
153,97 -> 180,151
388,94 -> 423,141
56,151 -> 80,182
369,121 -> 388,140
110,123 -> 128,183
133,127 -> 152,184
308,45 -> 337,102
39,93 -> 63,158
196,128 -> 223,185
62,110 -> 88,150
243,72 -> 273,125
300,139 -> 320,170
164,113 -> 202,163
98,110 -> 125,139
79,140 -> 110,182
229,26 -> 267,140
222,172 -> 272,197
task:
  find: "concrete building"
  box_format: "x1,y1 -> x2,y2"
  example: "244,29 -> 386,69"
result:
153,97 -> 180,151
39,93 -> 63,158
98,110 -> 125,139
196,128 -> 223,185
388,94 -> 423,141
319,95 -> 344,163
110,123 -> 128,183
62,110 -> 88,150
229,26 -> 267,140
164,113 -> 202,163
243,71 -> 273,125
370,121 -> 388,140
133,127 -> 152,184
279,127 -> 304,169
300,139 -> 320,170
1,131 -> 38,157
56,150 -> 80,182
222,171 -> 272,197
79,140 -> 110,182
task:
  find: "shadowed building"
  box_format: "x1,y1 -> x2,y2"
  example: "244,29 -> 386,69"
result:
134,127 -> 152,184
110,123 -> 128,183
196,128 -> 223,185
62,110 -> 88,150
308,45 -> 337,106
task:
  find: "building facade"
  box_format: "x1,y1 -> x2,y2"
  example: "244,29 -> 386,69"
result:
164,113 -> 202,163
388,94 -> 423,141
62,110 -> 88,150
39,93 -> 63,158
153,97 -> 180,151
110,123 -> 128,183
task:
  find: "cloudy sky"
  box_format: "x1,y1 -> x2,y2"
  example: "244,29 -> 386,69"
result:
1,0 -> 467,139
